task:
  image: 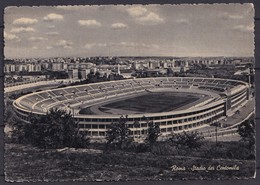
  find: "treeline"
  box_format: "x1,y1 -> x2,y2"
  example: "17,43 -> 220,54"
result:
8,109 -> 255,160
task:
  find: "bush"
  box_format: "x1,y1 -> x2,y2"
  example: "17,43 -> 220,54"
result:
170,131 -> 205,150
135,143 -> 150,153
150,142 -> 175,155
201,141 -> 255,160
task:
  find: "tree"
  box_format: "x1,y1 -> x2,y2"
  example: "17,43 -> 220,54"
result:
145,121 -> 160,145
170,131 -> 204,150
10,115 -> 32,144
96,71 -> 101,79
11,108 -> 89,149
4,103 -> 15,124
49,71 -> 69,79
237,118 -> 255,150
106,115 -> 132,150
78,71 -> 83,81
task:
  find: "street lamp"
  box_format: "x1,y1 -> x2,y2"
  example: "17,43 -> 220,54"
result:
133,120 -> 140,141
212,121 -> 219,146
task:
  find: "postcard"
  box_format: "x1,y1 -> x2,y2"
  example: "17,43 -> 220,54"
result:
3,4 -> 255,182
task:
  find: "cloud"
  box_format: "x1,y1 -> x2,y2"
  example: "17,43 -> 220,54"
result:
127,6 -> 147,17
46,46 -> 53,50
13,17 -> 38,26
117,42 -> 159,49
229,15 -> 244,19
46,32 -> 59,36
111,23 -> 128,29
43,13 -> 64,21
219,12 -> 244,20
233,24 -> 254,32
47,25 -> 55,29
117,42 -> 136,47
84,43 -> 94,49
56,6 -> 84,11
97,43 -> 107,47
78,19 -> 102,27
137,12 -> 164,25
4,32 -> 21,42
10,27 -> 36,33
149,44 -> 159,49
84,42 -> 158,50
55,39 -> 73,49
175,18 -> 189,24
28,36 -> 48,41
126,6 -> 164,25
84,43 -> 107,49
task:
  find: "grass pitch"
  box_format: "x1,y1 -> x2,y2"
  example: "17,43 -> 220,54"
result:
102,92 -> 200,113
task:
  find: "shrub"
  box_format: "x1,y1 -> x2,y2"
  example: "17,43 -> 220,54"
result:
201,141 -> 255,160
170,131 -> 205,150
135,143 -> 150,153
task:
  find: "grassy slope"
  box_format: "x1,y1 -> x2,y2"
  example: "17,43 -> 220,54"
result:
5,143 -> 255,182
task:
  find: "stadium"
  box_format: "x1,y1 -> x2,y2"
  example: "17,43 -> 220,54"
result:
13,77 -> 251,141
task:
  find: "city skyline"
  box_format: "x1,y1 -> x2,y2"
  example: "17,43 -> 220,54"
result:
4,4 -> 254,58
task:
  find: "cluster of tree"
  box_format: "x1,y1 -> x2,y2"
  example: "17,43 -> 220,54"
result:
48,71 -> 69,79
145,121 -> 161,145
230,74 -> 254,84
10,107 -> 255,160
169,131 -> 204,150
4,104 -> 15,126
8,91 -> 33,100
5,76 -> 24,84
11,109 -> 205,151
104,116 -> 255,160
105,116 -> 205,153
86,71 -> 124,83
18,71 -> 44,76
106,116 -> 132,150
84,58 -> 118,66
105,116 -> 161,151
11,109 -> 89,149
67,71 -> 124,86
237,117 -> 255,150
11,111 -> 161,151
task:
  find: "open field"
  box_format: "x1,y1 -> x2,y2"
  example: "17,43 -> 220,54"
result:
80,92 -> 200,115
5,142 -> 255,182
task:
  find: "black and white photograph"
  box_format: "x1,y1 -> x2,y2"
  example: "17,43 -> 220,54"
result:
3,4 -> 256,182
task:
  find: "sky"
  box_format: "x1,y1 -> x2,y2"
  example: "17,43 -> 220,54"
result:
4,4 -> 254,58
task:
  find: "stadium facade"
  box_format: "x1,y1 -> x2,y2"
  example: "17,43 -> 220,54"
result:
13,77 -> 250,140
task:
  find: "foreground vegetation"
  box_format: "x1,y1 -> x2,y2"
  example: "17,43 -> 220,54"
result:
5,141 -> 255,182
5,108 -> 256,181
